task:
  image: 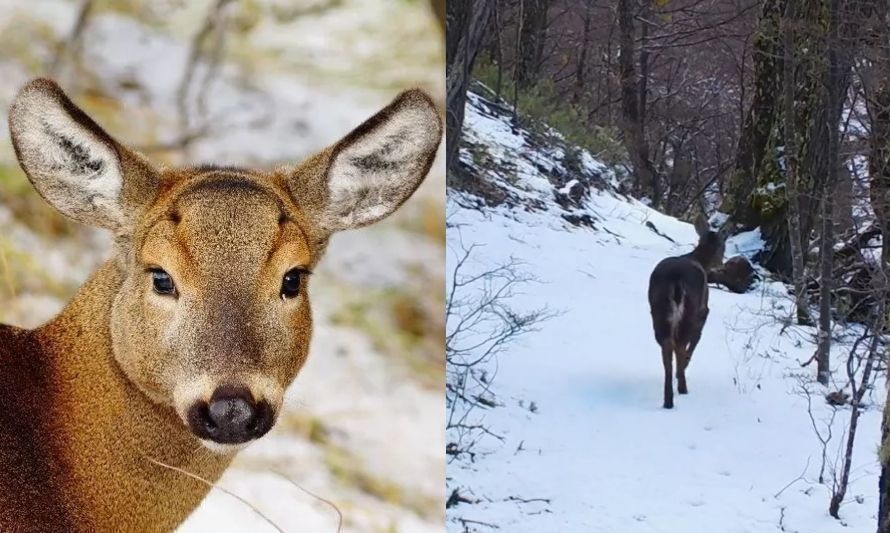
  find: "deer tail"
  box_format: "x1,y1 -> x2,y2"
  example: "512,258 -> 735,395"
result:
672,283 -> 684,306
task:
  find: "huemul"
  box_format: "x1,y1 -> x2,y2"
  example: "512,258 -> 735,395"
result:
0,78 -> 441,530
648,215 -> 727,409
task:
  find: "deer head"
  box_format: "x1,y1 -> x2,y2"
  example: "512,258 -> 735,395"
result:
691,213 -> 728,270
9,78 -> 442,451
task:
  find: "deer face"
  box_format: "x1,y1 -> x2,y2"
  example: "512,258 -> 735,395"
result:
114,174 -> 315,449
693,213 -> 728,270
8,79 -> 441,450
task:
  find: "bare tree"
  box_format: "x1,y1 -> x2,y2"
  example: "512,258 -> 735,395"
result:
176,0 -> 235,140
782,1 -> 812,327
618,0 -> 659,206
869,1 -> 890,527
48,0 -> 95,83
828,294 -> 884,517
514,0 -> 551,89
814,0 -> 848,386
445,229 -> 554,508
446,1 -> 494,174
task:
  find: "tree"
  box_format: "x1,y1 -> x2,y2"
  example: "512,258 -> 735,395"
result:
446,1 -> 494,175
515,0 -> 552,89
723,0 -> 785,227
781,1 -> 812,327
869,1 -> 890,527
618,0 -> 659,206
816,0 -> 846,387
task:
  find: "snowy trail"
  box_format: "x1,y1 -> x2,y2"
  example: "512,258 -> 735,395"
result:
448,192 -> 883,532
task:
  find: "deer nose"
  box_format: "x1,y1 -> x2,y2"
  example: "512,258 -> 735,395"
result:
186,385 -> 274,444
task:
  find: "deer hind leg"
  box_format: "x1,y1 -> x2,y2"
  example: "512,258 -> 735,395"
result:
675,343 -> 689,395
674,306 -> 707,396
685,308 -> 709,368
661,340 -> 674,409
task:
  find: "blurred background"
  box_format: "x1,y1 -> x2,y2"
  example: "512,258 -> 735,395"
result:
0,0 -> 443,531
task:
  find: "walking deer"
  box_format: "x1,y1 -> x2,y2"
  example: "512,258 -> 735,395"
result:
0,78 -> 441,530
648,215 -> 727,409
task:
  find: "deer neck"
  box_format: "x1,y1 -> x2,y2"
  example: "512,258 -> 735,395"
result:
31,260 -> 233,529
686,246 -> 714,269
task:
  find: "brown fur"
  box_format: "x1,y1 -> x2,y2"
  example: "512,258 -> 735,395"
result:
0,79 -> 442,530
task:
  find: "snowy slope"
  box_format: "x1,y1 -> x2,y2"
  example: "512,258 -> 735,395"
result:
446,88 -> 883,532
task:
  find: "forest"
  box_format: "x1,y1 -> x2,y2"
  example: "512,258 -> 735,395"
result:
446,1 -> 890,530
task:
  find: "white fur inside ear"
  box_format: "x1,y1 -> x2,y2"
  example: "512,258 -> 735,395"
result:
325,94 -> 440,230
10,84 -> 123,226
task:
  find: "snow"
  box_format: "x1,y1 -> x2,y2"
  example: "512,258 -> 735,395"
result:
447,91 -> 884,532
460,89 -> 620,208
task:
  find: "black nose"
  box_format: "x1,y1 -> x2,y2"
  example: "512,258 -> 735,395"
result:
186,385 -> 274,444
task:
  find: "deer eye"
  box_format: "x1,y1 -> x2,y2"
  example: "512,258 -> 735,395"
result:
281,268 -> 303,299
150,269 -> 176,296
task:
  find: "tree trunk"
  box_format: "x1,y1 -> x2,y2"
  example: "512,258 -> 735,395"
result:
782,2 -> 812,327
816,0 -> 843,387
493,1 -> 504,99
618,0 -> 658,206
48,0 -> 95,84
871,3 -> 890,529
445,1 -> 494,175
881,398 -> 890,533
733,0 -> 855,279
723,0 -> 785,226
574,4 -> 593,104
516,0 -> 551,89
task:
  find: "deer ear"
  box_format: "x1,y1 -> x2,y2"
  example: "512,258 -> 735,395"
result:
288,89 -> 441,233
717,222 -> 732,241
693,213 -> 710,238
8,78 -> 157,231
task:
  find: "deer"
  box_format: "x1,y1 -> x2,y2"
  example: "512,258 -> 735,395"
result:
648,214 -> 727,409
0,78 -> 441,531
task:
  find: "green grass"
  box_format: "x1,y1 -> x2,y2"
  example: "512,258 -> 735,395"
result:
473,59 -> 628,167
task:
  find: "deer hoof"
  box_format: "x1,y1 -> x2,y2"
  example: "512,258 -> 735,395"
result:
663,400 -> 674,409
678,384 -> 688,394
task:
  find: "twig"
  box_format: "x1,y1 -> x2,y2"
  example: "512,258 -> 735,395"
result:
270,470 -> 343,533
774,456 -> 811,498
142,454 -> 284,532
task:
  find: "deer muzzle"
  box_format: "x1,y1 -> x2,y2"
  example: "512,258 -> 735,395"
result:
185,384 -> 274,445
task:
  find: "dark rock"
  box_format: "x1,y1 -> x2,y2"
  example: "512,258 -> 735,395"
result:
825,390 -> 850,407
709,255 -> 758,293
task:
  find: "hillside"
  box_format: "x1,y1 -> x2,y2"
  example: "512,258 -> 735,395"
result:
446,85 -> 883,532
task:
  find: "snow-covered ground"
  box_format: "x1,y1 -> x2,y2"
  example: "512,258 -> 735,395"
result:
0,1 -> 443,531
446,88 -> 884,532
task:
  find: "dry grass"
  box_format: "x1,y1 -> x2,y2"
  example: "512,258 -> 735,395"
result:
276,411 -> 333,446
397,197 -> 445,244
329,278 -> 444,389
241,411 -> 441,523
0,238 -> 70,301
322,443 -> 440,520
0,162 -> 74,238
